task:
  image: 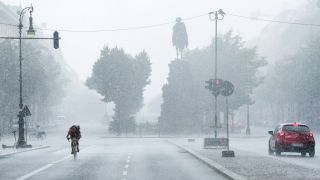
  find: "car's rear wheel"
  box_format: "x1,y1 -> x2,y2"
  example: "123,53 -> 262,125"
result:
309,148 -> 315,157
268,144 -> 273,155
275,142 -> 281,156
301,152 -> 306,157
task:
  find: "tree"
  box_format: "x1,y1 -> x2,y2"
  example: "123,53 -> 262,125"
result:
252,0 -> 320,129
86,46 -> 151,135
262,37 -> 320,129
159,31 -> 266,134
0,40 -> 66,133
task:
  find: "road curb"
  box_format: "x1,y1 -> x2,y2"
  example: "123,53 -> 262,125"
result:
168,141 -> 247,180
0,145 -> 50,157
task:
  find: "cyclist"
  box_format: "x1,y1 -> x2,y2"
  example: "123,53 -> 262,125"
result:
66,125 -> 81,154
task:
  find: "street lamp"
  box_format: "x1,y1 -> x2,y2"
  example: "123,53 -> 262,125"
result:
209,9 -> 225,138
246,103 -> 250,135
16,5 -> 35,148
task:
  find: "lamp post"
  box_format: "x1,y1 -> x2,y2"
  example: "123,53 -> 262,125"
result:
16,5 -> 35,148
246,103 -> 251,135
209,9 -> 225,138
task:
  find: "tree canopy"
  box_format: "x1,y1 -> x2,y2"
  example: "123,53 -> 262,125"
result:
86,46 -> 151,135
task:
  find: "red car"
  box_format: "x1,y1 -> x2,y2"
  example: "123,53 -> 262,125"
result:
268,123 -> 315,157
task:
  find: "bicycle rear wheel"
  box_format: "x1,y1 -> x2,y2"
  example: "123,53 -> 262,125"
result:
71,140 -> 77,160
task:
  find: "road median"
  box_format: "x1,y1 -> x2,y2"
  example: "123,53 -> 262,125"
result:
169,141 -> 246,180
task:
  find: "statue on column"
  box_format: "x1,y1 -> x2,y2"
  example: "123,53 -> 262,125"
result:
172,17 -> 188,60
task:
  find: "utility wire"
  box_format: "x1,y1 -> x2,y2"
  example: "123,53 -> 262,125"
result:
227,13 -> 320,27
0,13 -> 208,33
1,12 -> 320,33
33,13 -> 209,33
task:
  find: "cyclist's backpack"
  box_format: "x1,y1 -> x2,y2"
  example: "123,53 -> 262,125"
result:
69,126 -> 79,137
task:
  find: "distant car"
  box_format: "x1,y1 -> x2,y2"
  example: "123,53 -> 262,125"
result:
268,123 -> 315,157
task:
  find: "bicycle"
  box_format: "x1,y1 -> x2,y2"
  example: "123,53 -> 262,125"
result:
69,138 -> 78,159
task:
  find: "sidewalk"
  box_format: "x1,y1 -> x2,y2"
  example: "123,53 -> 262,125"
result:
0,135 -> 50,157
170,138 -> 320,180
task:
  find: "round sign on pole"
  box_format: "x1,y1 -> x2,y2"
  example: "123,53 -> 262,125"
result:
221,80 -> 234,96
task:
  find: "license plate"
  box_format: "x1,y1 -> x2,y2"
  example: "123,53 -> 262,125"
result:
292,143 -> 303,147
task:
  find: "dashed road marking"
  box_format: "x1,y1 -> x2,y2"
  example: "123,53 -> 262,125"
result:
121,153 -> 132,179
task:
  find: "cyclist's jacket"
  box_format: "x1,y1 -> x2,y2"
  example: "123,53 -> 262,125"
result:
68,126 -> 81,139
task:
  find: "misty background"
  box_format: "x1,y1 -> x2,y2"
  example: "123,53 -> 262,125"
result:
1,0 -> 320,135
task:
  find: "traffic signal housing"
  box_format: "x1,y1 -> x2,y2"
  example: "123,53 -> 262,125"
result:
205,80 -> 213,90
215,79 -> 222,87
205,78 -> 223,97
53,31 -> 59,49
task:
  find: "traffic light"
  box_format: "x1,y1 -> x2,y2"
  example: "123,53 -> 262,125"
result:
205,79 -> 223,96
53,31 -> 59,49
205,80 -> 212,90
215,79 -> 221,87
211,79 -> 221,97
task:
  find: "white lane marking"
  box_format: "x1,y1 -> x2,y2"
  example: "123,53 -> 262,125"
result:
121,179 -> 126,180
124,164 -> 129,169
16,164 -> 53,180
123,171 -> 128,176
15,146 -> 90,180
127,156 -> 131,159
126,159 -> 130,163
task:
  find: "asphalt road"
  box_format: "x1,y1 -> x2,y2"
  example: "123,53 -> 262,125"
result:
0,138 -> 227,180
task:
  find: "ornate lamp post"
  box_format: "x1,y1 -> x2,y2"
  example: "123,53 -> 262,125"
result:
209,9 -> 225,138
17,5 -> 35,148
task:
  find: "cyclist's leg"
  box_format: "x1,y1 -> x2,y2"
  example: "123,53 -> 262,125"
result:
76,139 -> 79,152
70,141 -> 73,154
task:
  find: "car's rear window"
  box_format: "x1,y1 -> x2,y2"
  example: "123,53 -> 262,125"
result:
283,125 -> 310,132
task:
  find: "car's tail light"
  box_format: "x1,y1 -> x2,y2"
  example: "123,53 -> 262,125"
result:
279,130 -> 285,137
310,131 -> 314,138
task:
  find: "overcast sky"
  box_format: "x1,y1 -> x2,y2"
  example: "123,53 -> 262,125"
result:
2,0 -> 307,103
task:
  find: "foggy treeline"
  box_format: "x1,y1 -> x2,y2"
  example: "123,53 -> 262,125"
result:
0,40 -> 67,134
159,32 -> 266,134
254,1 -> 320,130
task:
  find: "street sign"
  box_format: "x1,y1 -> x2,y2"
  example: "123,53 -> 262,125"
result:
209,125 -> 222,129
220,80 -> 234,96
204,138 -> 228,148
22,106 -> 31,117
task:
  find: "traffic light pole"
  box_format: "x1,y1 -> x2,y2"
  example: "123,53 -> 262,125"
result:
210,10 -> 224,138
17,5 -> 34,148
226,97 -> 229,151
214,12 -> 218,138
246,104 -> 251,135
